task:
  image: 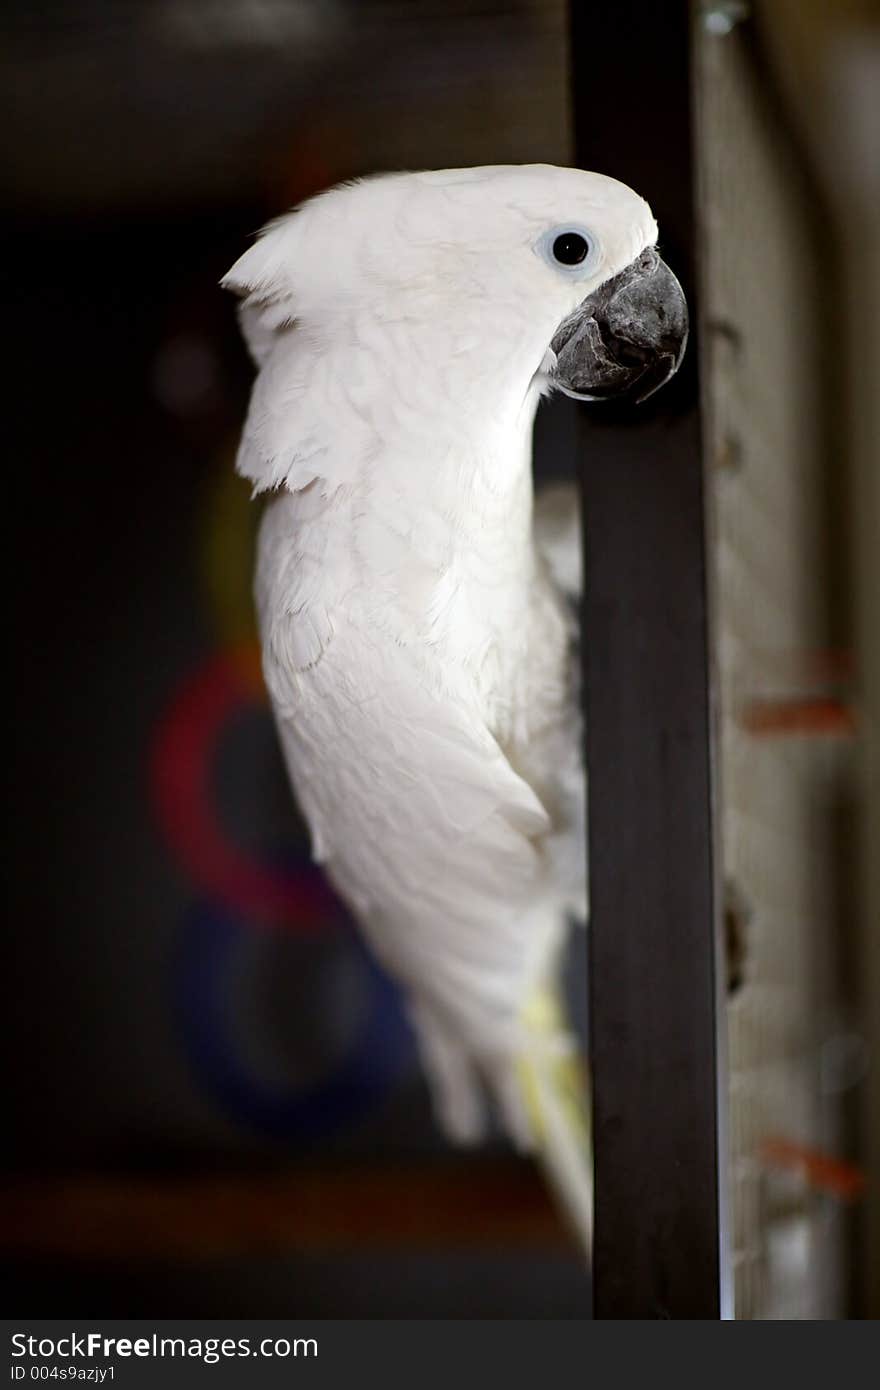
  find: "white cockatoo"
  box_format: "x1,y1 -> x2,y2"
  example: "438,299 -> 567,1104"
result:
223,165 -> 687,1252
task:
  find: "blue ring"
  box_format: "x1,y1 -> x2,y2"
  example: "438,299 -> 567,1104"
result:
173,891 -> 415,1140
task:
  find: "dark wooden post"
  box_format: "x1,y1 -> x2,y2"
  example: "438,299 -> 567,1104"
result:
570,0 -> 728,1318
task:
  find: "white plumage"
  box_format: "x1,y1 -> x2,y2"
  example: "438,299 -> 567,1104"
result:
223,165 -> 670,1251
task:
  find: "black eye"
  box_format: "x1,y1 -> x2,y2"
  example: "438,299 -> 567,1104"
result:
552,232 -> 589,266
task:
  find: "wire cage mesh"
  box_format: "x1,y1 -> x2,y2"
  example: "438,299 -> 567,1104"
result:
695,18 -> 854,1319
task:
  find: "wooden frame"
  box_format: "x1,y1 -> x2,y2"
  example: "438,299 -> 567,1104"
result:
570,0 -> 729,1318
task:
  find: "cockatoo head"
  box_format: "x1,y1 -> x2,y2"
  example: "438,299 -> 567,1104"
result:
223,164 -> 687,417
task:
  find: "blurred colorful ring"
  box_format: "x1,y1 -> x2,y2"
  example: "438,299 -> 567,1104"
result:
150,643 -> 333,931
175,897 -> 414,1138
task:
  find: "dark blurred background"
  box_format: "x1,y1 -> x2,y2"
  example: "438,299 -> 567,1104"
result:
3,0 -> 878,1319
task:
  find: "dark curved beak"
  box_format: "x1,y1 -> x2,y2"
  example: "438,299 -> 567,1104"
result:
549,247 -> 688,404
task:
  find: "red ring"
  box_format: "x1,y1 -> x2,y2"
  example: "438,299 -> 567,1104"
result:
150,643 -> 337,932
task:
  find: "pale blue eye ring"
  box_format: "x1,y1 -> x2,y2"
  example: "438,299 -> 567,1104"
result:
536,225 -> 602,277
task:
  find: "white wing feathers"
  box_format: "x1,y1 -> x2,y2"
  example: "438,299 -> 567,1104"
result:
256,503 -> 583,1142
